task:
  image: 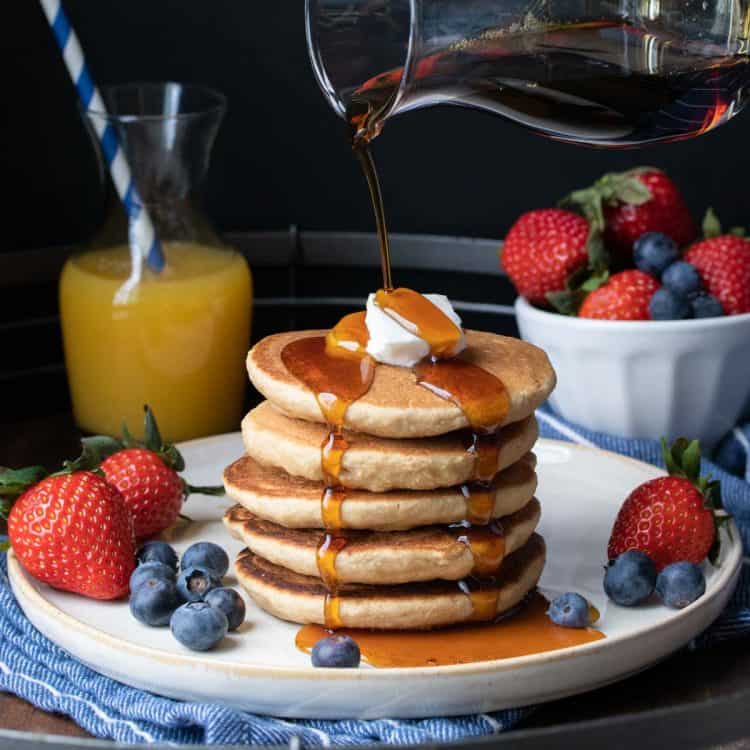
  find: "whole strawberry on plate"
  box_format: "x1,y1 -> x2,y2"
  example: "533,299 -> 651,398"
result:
607,438 -> 729,570
683,210 -> 750,316
578,269 -> 660,320
1,468 -> 136,600
562,167 -> 697,263
95,406 -> 224,539
500,207 -> 609,313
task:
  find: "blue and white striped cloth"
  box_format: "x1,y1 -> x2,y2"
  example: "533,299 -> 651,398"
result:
715,424 -> 750,485
0,408 -> 748,745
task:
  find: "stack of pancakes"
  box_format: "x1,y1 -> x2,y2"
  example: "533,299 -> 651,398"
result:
224,329 -> 556,630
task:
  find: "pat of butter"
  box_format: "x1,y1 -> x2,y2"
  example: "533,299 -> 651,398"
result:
364,293 -> 466,367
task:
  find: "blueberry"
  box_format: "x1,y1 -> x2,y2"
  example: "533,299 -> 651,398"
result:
311,634 -> 361,668
604,550 -> 657,606
633,233 -> 680,277
656,562 -> 706,609
130,578 -> 182,626
547,592 -> 594,628
204,587 -> 246,631
649,288 -> 691,321
137,541 -> 178,571
689,292 -> 724,319
662,261 -> 702,297
714,423 -> 750,477
170,601 -> 228,651
130,562 -> 176,593
177,566 -> 221,602
181,542 -> 229,578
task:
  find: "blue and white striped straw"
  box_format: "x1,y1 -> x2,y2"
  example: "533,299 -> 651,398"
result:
39,0 -> 165,282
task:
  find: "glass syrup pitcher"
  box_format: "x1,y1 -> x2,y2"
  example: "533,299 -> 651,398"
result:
306,0 -> 750,148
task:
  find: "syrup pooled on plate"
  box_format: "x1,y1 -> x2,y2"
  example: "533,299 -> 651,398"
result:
296,593 -> 604,668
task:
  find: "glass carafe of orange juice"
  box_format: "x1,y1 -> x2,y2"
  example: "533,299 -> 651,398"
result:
60,83 -> 253,442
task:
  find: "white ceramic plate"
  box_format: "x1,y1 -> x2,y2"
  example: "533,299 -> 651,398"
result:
8,434 -> 742,719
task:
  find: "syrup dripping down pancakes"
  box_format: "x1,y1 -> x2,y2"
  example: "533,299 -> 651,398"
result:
247,328 -> 556,438
234,534 -> 547,631
225,289 -> 557,632
224,498 -> 541,585
222,452 -> 538,531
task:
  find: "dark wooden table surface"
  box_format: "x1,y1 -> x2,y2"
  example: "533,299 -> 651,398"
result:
2,412 -> 749,745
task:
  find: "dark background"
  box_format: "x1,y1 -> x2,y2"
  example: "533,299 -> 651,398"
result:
3,0 -> 750,422
6,0 -> 750,254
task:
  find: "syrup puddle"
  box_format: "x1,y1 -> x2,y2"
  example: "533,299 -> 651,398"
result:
295,593 -> 604,668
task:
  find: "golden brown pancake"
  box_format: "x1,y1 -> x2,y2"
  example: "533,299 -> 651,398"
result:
224,498 -> 540,585
223,453 -> 538,530
235,534 -> 546,629
247,330 -> 555,438
242,401 -> 539,492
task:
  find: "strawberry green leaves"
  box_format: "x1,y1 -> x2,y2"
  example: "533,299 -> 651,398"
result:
122,406 -> 186,472
661,437 -> 720,499
0,466 -> 48,516
546,265 -> 610,316
118,406 -> 220,496
701,207 -> 745,239
183,482 -> 225,496
548,169 -> 654,314
702,208 -> 723,239
562,168 -> 653,232
61,436 -> 122,474
661,437 -> 701,483
0,406 -> 223,528
660,437 -> 730,565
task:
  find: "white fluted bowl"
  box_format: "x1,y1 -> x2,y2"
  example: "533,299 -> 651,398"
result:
515,297 -> 750,447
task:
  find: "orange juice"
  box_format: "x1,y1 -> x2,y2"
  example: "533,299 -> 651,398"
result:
60,242 -> 253,442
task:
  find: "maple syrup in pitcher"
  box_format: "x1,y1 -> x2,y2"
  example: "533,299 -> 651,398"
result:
347,21 -> 750,148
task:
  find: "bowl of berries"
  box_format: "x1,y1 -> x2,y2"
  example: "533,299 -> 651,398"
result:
506,167 -> 750,447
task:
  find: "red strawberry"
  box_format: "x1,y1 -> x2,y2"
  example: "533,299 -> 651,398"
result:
604,170 -> 696,258
101,448 -> 185,539
94,406 -> 223,539
607,439 -> 727,570
500,208 -> 592,307
684,234 -> 750,315
563,168 -> 696,263
608,477 -> 714,569
6,471 -> 136,599
579,270 -> 660,320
